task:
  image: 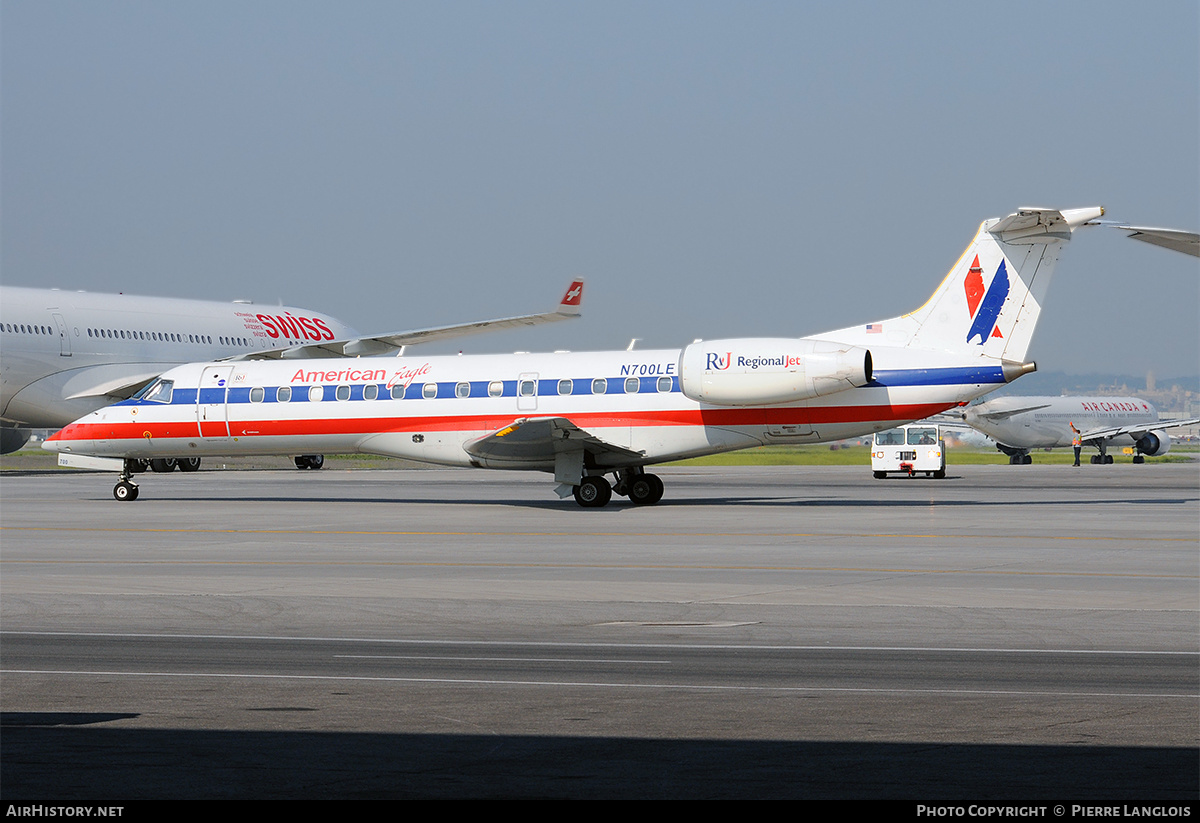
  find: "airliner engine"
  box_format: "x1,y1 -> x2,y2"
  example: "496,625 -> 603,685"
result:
1136,430 -> 1171,457
678,338 -> 872,406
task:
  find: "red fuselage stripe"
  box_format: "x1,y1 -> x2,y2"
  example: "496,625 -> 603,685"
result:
48,402 -> 953,442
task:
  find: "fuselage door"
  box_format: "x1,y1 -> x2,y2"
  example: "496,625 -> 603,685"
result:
197,365 -> 233,439
52,313 -> 71,356
517,372 -> 539,412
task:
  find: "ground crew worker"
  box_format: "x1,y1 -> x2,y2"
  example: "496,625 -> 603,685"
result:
1070,422 -> 1082,466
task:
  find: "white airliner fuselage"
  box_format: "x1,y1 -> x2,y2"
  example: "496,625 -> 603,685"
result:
46,207 -> 1105,505
0,286 -> 358,451
961,395 -> 1195,464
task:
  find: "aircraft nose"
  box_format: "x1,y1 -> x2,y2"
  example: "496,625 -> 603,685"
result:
42,423 -> 85,453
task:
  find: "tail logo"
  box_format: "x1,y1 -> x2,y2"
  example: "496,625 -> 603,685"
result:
563,281 -> 584,305
964,256 -> 1009,345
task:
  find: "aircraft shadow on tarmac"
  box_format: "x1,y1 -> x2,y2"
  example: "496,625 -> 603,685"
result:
1,719 -> 1196,800
57,492 -> 1199,511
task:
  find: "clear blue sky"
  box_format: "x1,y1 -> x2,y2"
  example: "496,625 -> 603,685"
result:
3,1 -> 1197,376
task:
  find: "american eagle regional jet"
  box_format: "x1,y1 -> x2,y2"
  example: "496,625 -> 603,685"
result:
46,207 -> 1103,506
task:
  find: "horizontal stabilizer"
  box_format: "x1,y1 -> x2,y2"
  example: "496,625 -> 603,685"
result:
988,207 -> 1104,242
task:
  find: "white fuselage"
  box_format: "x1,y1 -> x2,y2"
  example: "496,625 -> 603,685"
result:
46,344 -> 1017,469
964,396 -> 1158,449
0,286 -> 358,430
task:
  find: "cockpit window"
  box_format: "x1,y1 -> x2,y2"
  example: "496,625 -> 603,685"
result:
141,379 -> 174,404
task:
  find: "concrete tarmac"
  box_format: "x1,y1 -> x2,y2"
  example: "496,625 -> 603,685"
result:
1,463 -> 1197,799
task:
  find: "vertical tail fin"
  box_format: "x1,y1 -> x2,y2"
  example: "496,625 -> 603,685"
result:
905,207 -> 1102,362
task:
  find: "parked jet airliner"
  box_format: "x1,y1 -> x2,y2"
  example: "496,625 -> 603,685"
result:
45,207 -> 1101,506
958,395 -> 1199,464
1,282 -> 583,459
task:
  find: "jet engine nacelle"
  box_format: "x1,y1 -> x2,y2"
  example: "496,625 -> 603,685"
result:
678,338 -> 872,406
0,427 -> 33,455
1136,430 -> 1171,456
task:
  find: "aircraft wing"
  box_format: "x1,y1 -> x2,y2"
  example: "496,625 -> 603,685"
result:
61,366 -> 164,402
231,278 -> 584,361
968,403 -> 1052,422
1079,417 -> 1200,444
463,416 -> 643,468
1084,220 -> 1199,257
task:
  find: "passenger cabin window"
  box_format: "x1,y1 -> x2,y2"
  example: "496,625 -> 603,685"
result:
309,386 -> 323,402
657,377 -> 672,393
277,386 -> 292,403
455,382 -> 470,398
336,385 -> 351,401
422,382 -> 437,399
592,378 -> 607,395
488,381 -> 504,398
391,384 -> 405,400
624,377 -> 639,393
557,379 -> 572,396
519,380 -> 536,397
363,384 -> 379,401
249,387 -> 265,403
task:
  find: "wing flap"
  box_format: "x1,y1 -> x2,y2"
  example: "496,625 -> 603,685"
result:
464,416 -> 642,469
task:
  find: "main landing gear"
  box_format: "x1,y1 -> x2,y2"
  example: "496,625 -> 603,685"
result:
294,455 -> 325,470
572,469 -> 665,509
1089,443 -> 1114,464
148,457 -> 202,473
996,444 -> 1032,465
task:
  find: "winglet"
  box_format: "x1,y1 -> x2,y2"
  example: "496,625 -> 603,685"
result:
558,279 -> 584,316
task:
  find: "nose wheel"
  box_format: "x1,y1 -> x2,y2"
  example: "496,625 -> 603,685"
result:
111,459 -> 146,501
113,477 -> 139,501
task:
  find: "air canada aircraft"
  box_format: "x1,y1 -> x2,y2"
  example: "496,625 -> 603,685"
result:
46,206 -> 1103,506
1,281 -> 583,462
957,396 -> 1200,464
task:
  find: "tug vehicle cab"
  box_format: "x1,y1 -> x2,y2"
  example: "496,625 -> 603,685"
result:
872,424 -> 946,479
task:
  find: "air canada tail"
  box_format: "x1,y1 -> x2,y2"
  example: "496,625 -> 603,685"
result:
821,207 -> 1102,366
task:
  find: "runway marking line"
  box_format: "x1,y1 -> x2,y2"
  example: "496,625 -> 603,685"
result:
2,668 -> 1195,700
0,556 -> 1195,578
5,630 -> 1197,655
1,525 -> 1195,544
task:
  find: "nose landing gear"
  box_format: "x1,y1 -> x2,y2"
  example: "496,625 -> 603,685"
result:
113,458 -> 144,501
